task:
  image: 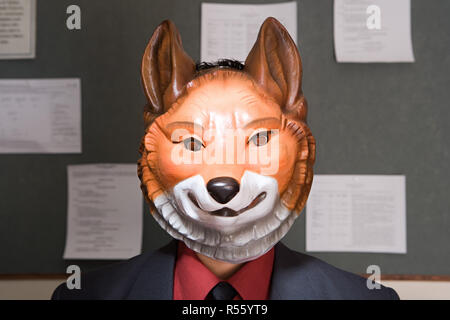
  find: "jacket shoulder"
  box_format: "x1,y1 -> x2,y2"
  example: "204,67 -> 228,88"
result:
52,241 -> 176,300
52,252 -> 150,300
272,243 -> 400,300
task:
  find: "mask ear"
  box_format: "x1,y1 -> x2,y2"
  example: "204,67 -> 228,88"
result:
141,20 -> 196,114
244,17 -> 307,120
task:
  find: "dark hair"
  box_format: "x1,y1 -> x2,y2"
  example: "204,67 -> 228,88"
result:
195,59 -> 244,73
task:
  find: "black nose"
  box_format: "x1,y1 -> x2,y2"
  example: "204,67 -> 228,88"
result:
207,177 -> 240,204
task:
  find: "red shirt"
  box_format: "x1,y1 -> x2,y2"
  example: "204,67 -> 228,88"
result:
173,241 -> 274,300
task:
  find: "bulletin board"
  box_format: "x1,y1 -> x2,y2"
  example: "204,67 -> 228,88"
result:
0,0 -> 448,277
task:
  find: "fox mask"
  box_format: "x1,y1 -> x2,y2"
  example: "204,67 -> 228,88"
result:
138,18 -> 315,263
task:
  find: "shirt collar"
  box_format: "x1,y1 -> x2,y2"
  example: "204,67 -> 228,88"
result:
173,241 -> 274,300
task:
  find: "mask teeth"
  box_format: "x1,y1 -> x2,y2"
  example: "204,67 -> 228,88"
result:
274,205 -> 290,220
161,203 -> 174,220
168,213 -> 181,230
151,181 -> 299,264
203,228 -> 221,246
154,195 -> 170,208
189,224 -> 205,242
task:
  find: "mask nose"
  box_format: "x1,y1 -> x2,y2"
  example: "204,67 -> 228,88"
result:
207,177 -> 240,204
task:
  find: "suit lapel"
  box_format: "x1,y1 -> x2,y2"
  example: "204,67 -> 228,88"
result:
124,240 -> 317,300
269,242 -> 318,300
126,240 -> 177,300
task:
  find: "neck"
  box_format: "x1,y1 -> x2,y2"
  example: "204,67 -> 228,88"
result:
196,252 -> 244,280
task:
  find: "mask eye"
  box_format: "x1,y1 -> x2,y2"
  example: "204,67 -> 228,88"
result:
183,137 -> 203,152
249,130 -> 271,146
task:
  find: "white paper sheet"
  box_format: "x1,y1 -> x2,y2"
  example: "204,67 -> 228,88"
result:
334,0 -> 414,62
0,0 -> 36,59
63,164 -> 143,260
201,1 -> 297,62
0,78 -> 81,153
306,175 -> 406,253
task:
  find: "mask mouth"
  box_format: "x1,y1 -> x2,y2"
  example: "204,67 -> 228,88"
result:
172,171 -> 280,232
188,192 -> 267,217
152,171 -> 298,263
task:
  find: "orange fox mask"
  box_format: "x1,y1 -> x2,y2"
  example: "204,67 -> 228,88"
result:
138,18 -> 315,263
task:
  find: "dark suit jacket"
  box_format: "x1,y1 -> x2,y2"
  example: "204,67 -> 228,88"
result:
52,241 -> 399,300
